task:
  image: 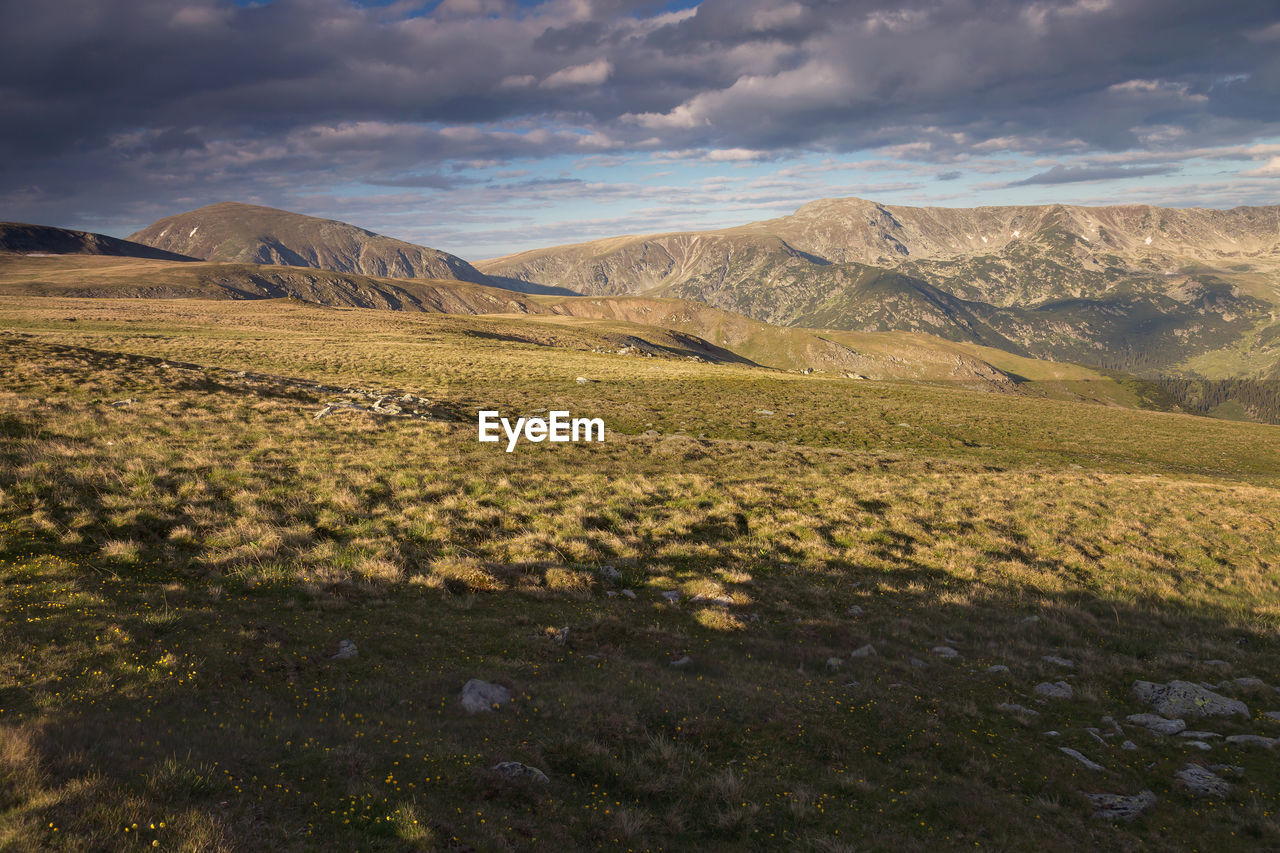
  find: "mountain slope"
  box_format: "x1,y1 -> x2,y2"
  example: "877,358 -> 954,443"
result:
478,198 -> 1280,378
128,202 -> 498,287
0,221 -> 197,262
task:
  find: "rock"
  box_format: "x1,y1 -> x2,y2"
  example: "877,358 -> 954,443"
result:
1101,716 -> 1122,734
1186,740 -> 1213,751
460,679 -> 511,714
575,377 -> 589,385
1126,714 -> 1187,736
620,589 -> 637,600
313,405 -> 335,419
846,605 -> 864,616
110,398 -> 136,408
1179,730 -> 1220,739
755,409 -> 774,415
1202,659 -> 1230,667
1044,730 -> 1061,737
331,639 -> 358,660
1035,681 -> 1074,700
1175,764 -> 1231,797
1059,748 -> 1104,771
1022,615 -> 1040,623
1264,711 -> 1280,721
1225,676 -> 1269,692
661,590 -> 680,604
599,565 -> 621,582
825,657 -> 844,672
909,657 -> 928,668
1224,734 -> 1276,749
987,664 -> 1011,674
998,703 -> 1039,717
1132,680 -> 1249,719
850,644 -> 878,658
931,646 -> 959,658
670,655 -> 693,668
1085,727 -> 1107,744
691,595 -> 734,607
1086,790 -> 1157,821
1043,655 -> 1075,668
490,761 -> 549,783
1121,740 -> 1138,751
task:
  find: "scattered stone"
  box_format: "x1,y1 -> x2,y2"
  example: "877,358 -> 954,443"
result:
825,657 -> 844,672
331,639 -> 358,660
1059,748 -> 1104,771
755,409 -> 775,416
110,398 -> 136,408
998,703 -> 1040,717
1043,655 -> 1075,668
1035,681 -> 1074,700
1126,714 -> 1187,736
1086,790 -> 1157,821
1202,659 -> 1230,667
1044,730 -> 1060,737
460,679 -> 511,714
1225,677 -> 1269,692
670,655 -> 693,668
1132,680 -> 1249,719
1121,740 -> 1138,751
599,565 -> 621,582
620,589 -> 637,600
575,377 -> 589,385
661,590 -> 680,604
846,605 -> 864,617
1085,727 -> 1107,745
909,657 -> 928,668
1186,741 -> 1213,751
490,762 -> 549,783
1175,764 -> 1231,798
1209,764 -> 1245,777
691,594 -> 734,607
850,644 -> 878,658
987,665 -> 1011,674
1179,730 -> 1220,739
931,646 -> 959,659
313,405 -> 335,419
1224,734 -> 1276,749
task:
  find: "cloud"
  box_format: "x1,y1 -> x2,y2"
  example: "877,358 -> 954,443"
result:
1011,164 -> 1181,185
1,0 -> 1278,251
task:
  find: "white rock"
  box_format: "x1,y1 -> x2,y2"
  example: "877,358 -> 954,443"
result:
1132,680 -> 1249,719
1126,714 -> 1187,736
1059,748 -> 1104,771
1224,734 -> 1276,749
1175,764 -> 1231,797
1179,730 -> 1220,739
998,703 -> 1039,717
1035,681 -> 1073,700
1186,740 -> 1213,751
850,644 -> 878,658
661,590 -> 680,604
1121,740 -> 1138,751
1043,655 -> 1075,668
620,589 -> 637,600
331,639 -> 358,660
931,646 -> 959,659
460,679 -> 511,714
1086,790 -> 1156,821
670,655 -> 693,668
987,665 -> 1011,674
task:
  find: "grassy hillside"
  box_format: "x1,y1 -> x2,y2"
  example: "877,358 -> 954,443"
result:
1,295 -> 1279,850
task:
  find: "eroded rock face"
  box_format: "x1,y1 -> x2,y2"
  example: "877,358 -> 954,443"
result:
460,679 -> 511,714
1132,680 -> 1249,720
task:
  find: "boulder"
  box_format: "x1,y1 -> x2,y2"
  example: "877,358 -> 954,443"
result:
491,761 -> 549,783
460,679 -> 511,714
1086,790 -> 1156,821
1126,714 -> 1186,736
1132,680 -> 1249,719
1175,764 -> 1231,798
1035,681 -> 1073,700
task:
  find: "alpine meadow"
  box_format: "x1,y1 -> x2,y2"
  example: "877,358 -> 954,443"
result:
2,1 -> 1280,851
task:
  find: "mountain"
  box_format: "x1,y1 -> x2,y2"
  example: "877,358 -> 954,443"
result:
127,202 -> 509,288
0,221 -> 197,262
477,198 -> 1280,379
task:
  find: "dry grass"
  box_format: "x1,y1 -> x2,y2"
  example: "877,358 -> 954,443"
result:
0,296 -> 1278,850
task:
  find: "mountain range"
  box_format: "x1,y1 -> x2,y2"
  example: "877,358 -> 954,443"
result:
478,198 -> 1280,379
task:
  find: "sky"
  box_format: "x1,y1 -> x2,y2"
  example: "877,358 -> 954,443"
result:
2,0 -> 1279,259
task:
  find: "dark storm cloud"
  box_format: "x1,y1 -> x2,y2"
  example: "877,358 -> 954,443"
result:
1,0 -> 1278,232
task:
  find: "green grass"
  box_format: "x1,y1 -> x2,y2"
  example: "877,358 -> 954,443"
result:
2,296 -> 1280,851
